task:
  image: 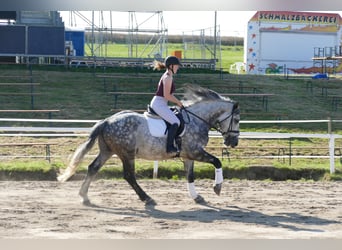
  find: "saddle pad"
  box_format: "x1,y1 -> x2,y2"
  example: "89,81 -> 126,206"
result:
144,112 -> 167,137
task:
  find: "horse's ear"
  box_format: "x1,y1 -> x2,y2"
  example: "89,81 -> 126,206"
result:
233,102 -> 239,110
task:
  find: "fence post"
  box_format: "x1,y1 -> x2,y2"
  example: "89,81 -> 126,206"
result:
329,134 -> 335,174
29,64 -> 35,109
153,161 -> 159,179
328,116 -> 332,134
289,137 -> 292,165
327,117 -> 335,174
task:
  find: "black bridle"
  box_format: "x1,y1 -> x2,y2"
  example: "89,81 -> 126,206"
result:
182,105 -> 240,136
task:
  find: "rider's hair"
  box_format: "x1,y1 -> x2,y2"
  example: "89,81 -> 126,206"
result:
153,60 -> 166,71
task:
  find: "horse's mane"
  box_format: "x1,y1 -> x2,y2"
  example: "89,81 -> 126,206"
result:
182,84 -> 230,106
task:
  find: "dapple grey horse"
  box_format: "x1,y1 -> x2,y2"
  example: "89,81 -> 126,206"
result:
58,85 -> 240,205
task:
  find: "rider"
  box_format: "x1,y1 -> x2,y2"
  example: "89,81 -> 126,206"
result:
150,56 -> 183,154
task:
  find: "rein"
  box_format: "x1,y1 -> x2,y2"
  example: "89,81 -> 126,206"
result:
182,106 -> 239,135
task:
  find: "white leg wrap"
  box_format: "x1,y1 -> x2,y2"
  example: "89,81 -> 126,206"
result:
215,168 -> 223,184
187,182 -> 198,199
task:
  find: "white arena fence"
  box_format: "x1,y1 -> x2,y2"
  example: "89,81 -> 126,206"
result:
0,118 -> 341,174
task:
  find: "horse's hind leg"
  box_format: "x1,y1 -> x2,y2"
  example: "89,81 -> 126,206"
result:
184,159 -> 205,203
122,158 -> 156,205
79,151 -> 112,205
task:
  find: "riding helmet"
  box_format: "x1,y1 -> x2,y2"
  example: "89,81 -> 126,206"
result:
164,56 -> 181,67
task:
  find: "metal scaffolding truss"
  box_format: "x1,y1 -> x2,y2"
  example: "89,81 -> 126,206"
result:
62,11 -> 220,69
182,25 -> 221,68
66,11 -> 168,58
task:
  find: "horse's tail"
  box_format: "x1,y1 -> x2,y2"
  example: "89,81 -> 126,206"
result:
57,120 -> 107,182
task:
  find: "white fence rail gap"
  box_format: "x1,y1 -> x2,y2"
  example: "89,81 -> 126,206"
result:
0,118 -> 341,174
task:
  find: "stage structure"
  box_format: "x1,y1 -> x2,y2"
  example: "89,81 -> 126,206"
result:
63,11 -> 220,69
66,11 -> 168,59
0,11 -> 65,63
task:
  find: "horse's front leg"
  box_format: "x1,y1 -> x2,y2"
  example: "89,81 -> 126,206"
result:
194,150 -> 223,196
183,159 -> 205,203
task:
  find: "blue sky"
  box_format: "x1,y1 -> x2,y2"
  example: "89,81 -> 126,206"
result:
59,11 -> 256,37
60,11 -> 342,38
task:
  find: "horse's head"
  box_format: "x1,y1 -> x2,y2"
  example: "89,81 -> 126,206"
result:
216,102 -> 240,148
182,84 -> 240,147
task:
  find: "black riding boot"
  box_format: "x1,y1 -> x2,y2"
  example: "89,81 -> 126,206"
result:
166,123 -> 179,153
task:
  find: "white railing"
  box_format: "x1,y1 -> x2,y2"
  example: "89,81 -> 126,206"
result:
0,118 -> 341,173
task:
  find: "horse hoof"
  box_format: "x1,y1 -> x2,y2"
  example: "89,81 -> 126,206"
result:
194,195 -> 205,204
213,183 -> 222,196
145,197 -> 157,206
82,199 -> 92,206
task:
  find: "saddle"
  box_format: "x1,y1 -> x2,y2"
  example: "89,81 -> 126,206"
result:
145,105 -> 185,135
144,105 -> 186,151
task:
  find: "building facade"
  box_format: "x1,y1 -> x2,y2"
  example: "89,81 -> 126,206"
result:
245,11 -> 342,74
